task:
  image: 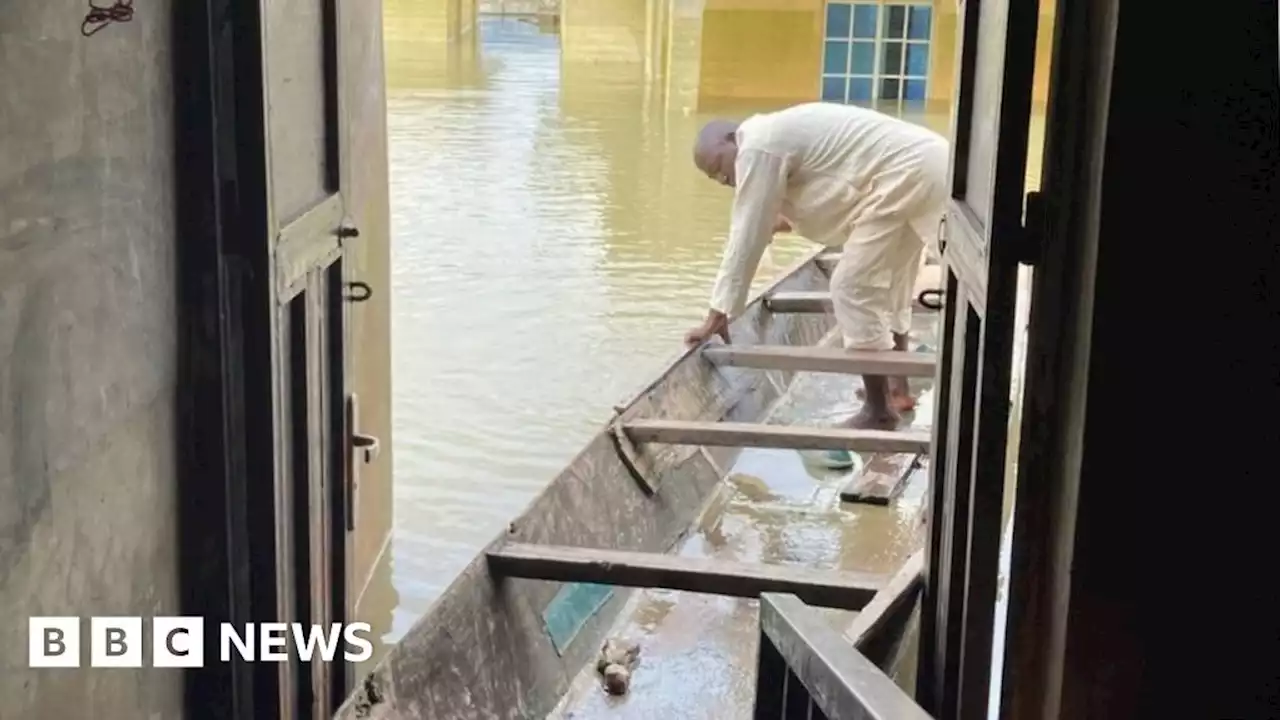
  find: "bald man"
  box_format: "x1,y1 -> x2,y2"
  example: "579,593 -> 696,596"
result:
686,102 -> 948,431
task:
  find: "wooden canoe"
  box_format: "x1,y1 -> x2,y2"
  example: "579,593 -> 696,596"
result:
336,248 -> 937,719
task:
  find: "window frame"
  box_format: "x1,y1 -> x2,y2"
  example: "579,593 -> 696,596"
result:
820,0 -> 934,107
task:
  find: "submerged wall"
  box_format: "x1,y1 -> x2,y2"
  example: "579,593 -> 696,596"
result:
0,0 -> 183,716
698,0 -> 825,109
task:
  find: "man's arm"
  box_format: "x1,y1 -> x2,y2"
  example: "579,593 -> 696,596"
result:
708,149 -> 789,318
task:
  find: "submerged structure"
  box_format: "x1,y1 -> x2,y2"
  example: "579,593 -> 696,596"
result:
2,0 -> 1271,717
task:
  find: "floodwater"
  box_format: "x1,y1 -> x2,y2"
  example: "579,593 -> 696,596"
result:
368,1 -> 1045,712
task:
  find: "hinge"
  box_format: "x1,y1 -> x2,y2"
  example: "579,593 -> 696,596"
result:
1019,191 -> 1045,266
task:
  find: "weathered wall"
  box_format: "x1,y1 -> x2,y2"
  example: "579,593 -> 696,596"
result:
0,0 -> 183,717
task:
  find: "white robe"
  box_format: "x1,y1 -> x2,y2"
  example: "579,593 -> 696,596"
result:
708,102 -> 948,350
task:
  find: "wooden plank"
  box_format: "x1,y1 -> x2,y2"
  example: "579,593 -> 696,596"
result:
703,345 -> 937,377
759,593 -> 933,720
487,544 -> 886,611
622,420 -> 932,454
840,453 -> 923,505
768,262 -> 945,314
816,250 -> 842,272
609,422 -> 659,495
817,252 -> 944,287
765,290 -> 833,314
845,550 -> 926,659
768,290 -> 943,315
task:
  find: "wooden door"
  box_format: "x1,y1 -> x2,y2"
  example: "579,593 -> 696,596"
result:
258,0 -> 354,716
917,0 -> 1042,716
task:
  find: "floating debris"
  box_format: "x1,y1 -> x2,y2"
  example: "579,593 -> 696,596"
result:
596,638 -> 641,695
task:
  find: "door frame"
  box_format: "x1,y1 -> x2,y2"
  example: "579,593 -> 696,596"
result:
992,0 -> 1095,714
173,0 -> 354,716
173,0 -> 276,716
916,0 -> 1043,716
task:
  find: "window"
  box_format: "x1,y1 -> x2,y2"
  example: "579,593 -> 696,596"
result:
822,2 -> 931,105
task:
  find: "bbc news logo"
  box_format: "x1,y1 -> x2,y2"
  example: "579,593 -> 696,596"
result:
29,617 -> 374,668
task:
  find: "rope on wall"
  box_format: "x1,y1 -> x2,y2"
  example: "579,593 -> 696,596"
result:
81,0 -> 134,36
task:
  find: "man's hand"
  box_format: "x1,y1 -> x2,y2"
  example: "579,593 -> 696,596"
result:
772,215 -> 792,234
684,310 -> 730,347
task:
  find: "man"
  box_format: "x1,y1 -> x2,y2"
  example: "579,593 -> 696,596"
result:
686,102 -> 948,431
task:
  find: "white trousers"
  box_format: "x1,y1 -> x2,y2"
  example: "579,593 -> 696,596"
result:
830,217 -> 931,351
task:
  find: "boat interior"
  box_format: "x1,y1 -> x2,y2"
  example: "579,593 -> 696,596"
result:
338,248 -> 944,719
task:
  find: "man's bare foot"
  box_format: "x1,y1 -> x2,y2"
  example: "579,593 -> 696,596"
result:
843,406 -> 901,431
854,383 -> 917,413
888,377 -> 916,413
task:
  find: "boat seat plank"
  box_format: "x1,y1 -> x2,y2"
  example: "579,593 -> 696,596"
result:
764,291 -> 833,314
622,420 -> 932,454
768,287 -> 941,314
844,550 -> 925,659
488,543 -> 885,611
839,453 -> 923,505
815,250 -> 842,272
703,345 -> 936,377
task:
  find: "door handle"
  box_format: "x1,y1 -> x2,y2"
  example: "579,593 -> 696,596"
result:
346,394 -> 378,532
352,433 -> 380,464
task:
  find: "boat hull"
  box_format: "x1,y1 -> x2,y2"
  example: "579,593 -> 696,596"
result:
336,252 -> 839,720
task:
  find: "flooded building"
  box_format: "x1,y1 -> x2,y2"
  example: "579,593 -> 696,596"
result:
3,0 -> 1271,717
691,0 -> 1057,112
424,0 -> 1055,112
2,0 -> 393,716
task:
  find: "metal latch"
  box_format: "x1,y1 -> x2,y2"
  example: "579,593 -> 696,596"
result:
352,433 -> 380,464
344,281 -> 373,303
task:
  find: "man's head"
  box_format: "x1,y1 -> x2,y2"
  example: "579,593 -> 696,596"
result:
693,120 -> 741,187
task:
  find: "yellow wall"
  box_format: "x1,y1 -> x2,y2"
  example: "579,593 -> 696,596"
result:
926,0 -> 1056,109
383,0 -> 482,90
928,1 -> 957,106
697,0 -> 825,110
561,0 -> 650,63
1031,1 -> 1055,106
694,0 -> 1057,111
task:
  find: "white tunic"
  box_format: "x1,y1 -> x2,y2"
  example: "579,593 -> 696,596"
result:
708,102 -> 949,317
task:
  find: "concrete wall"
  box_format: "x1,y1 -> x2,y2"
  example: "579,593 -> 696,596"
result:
0,0 -> 183,717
